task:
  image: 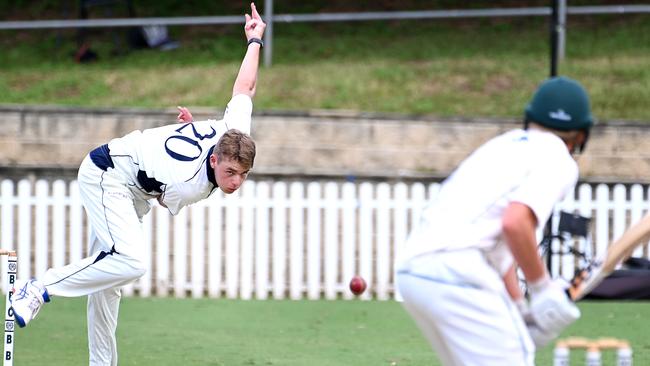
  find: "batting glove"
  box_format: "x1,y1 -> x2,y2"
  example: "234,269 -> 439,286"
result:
528,278 -> 581,343
514,297 -> 554,348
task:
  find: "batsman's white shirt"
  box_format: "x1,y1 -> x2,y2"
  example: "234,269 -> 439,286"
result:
397,128 -> 578,366
109,93 -> 252,215
400,128 -> 578,274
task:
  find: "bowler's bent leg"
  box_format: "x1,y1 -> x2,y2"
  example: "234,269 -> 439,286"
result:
43,156 -> 147,296
44,155 -> 148,366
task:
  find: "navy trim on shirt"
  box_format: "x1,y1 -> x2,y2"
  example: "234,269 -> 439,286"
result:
206,145 -> 218,187
137,170 -> 164,193
89,144 -> 114,171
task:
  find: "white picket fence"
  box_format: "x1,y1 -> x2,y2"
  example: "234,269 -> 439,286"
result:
0,179 -> 649,300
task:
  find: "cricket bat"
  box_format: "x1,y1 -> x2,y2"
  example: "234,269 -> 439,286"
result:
569,211 -> 650,301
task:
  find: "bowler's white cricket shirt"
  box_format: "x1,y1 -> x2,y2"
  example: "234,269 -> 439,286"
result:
401,129 -> 578,272
104,94 -> 252,215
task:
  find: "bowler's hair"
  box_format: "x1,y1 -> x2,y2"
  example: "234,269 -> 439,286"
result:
214,129 -> 256,170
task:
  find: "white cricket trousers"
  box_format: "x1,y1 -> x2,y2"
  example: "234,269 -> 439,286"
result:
396,250 -> 534,366
42,155 -> 149,366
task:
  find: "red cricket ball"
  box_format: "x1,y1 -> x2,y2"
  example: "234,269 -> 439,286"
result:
349,275 -> 367,296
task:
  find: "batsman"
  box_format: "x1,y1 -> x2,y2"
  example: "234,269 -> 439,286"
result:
396,76 -> 594,365
10,3 -> 265,365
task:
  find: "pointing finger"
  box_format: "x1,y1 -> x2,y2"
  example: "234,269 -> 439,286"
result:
251,3 -> 261,20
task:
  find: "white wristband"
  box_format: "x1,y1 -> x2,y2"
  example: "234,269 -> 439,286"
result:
528,274 -> 551,294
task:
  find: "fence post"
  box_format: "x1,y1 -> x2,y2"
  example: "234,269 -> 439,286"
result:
359,182 -> 373,300
289,182 -> 304,300
140,213 -> 153,297
173,208 -> 188,298
17,180 -> 32,280
263,0 -> 273,67
240,181 -> 255,300
577,183 -> 594,272
272,182 -> 287,299
558,0 -> 567,60
34,180 -> 49,280
629,184 -> 645,258
550,0 -> 567,75
190,204 -> 206,299
324,182 -> 339,300
225,190 -> 241,299
410,183 -> 426,226
612,184 -> 627,241
341,182 -> 356,300
207,197 -> 223,298
52,181 -> 66,269
69,181 -> 84,263
376,183 -> 391,300
393,182 -> 408,301
255,182 -> 271,300
156,207 -> 171,297
595,184 -> 610,258
307,182 -> 322,300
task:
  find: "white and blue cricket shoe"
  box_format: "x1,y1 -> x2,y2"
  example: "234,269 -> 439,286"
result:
10,279 -> 50,328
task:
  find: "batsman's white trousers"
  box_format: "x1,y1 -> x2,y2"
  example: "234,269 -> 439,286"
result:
396,250 -> 534,366
42,155 -> 149,366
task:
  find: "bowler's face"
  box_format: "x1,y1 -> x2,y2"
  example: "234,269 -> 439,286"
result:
210,155 -> 249,194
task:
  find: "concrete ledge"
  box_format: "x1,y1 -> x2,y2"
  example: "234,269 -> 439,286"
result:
1,104 -> 649,183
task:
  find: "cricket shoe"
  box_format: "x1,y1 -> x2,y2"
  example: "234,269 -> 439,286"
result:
11,279 -> 50,328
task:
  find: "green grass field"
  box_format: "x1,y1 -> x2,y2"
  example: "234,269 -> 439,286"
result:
9,297 -> 650,365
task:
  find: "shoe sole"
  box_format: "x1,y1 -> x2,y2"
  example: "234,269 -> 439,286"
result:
12,308 -> 26,328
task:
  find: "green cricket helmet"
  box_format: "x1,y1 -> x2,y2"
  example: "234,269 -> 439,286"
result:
524,76 -> 593,131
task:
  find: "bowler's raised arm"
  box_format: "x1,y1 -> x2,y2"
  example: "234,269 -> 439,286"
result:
232,2 -> 266,98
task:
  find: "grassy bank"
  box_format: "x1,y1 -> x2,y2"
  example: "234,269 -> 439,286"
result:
1,10 -> 648,120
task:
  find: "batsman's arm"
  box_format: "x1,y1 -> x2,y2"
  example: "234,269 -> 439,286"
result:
502,202 -> 549,285
232,2 -> 266,98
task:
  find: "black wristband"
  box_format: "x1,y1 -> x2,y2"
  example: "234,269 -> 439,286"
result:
247,38 -> 264,48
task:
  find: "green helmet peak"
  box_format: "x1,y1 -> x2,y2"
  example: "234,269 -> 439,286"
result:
524,76 -> 593,131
